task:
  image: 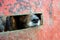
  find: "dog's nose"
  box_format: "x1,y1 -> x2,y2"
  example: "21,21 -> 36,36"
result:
32,19 -> 39,23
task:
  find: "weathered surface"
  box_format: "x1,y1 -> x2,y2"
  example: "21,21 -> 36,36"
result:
0,0 -> 42,16
0,0 -> 60,40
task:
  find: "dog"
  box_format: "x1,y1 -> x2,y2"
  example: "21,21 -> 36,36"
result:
27,14 -> 40,27
5,14 -> 40,31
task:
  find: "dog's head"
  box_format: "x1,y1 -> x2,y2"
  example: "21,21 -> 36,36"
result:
27,14 -> 40,27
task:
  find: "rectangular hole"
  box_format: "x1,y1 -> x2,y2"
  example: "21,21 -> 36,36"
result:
0,13 -> 43,32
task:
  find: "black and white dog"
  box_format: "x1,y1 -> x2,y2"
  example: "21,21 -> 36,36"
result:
27,14 -> 40,27
0,14 -> 40,32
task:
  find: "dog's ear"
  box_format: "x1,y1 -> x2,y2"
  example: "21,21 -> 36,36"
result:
10,16 -> 17,30
11,16 -> 16,26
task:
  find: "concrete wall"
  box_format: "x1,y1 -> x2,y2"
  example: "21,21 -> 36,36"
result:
0,0 -> 60,40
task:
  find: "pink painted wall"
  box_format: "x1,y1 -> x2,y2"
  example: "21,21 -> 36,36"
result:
0,0 -> 60,40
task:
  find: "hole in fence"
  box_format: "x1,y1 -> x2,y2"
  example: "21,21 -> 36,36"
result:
0,13 -> 43,32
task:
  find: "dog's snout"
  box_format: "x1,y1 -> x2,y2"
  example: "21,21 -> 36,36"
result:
32,19 -> 39,23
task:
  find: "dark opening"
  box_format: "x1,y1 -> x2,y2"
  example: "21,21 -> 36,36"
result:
0,13 -> 43,32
